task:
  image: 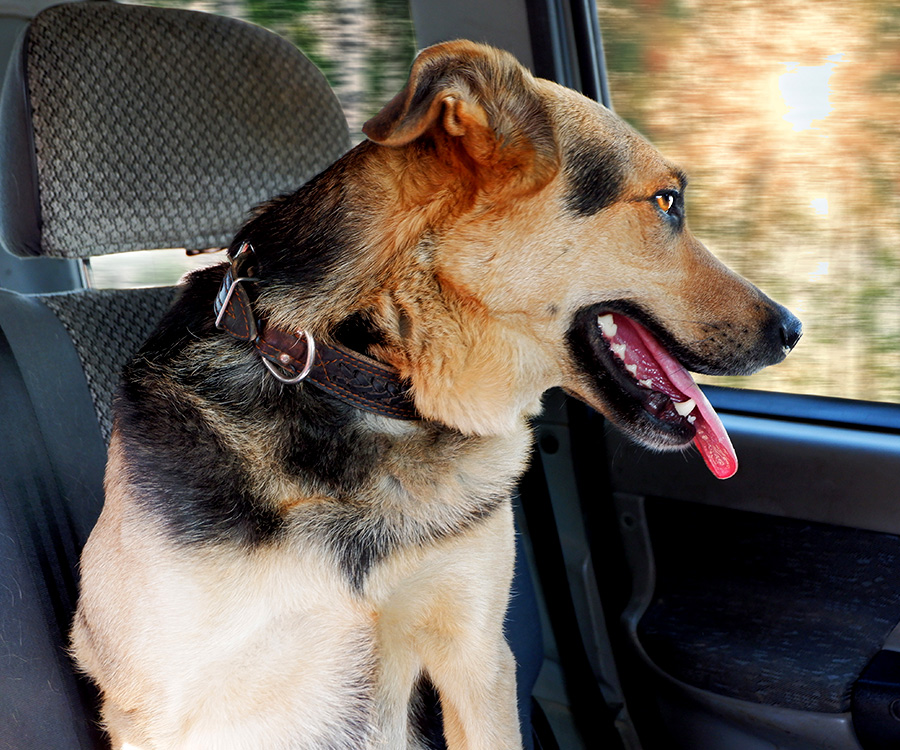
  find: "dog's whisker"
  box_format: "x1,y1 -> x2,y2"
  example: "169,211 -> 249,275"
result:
540,247 -> 571,272
687,333 -> 722,345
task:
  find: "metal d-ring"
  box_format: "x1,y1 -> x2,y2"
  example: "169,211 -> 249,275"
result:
214,275 -> 256,331
261,330 -> 317,385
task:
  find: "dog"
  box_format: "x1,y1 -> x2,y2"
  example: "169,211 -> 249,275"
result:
71,40 -> 801,749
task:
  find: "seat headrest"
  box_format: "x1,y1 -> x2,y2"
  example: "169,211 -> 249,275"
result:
0,2 -> 351,259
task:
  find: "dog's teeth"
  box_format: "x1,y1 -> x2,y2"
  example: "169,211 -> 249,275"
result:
597,314 -> 617,338
611,342 -> 627,359
674,398 -> 696,417
639,379 -> 653,388
626,363 -> 638,376
687,415 -> 697,424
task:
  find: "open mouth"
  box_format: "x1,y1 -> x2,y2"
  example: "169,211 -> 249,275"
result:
568,305 -> 737,479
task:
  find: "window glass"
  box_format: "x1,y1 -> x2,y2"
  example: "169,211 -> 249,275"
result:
92,0 -> 415,289
597,0 -> 900,403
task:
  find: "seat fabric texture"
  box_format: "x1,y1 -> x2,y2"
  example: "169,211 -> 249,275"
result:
2,2 -> 350,259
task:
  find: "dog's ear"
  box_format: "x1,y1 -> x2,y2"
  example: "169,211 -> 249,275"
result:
363,41 -> 556,184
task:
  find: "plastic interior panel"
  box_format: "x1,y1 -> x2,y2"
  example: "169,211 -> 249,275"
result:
605,408 -> 900,536
409,0 -> 535,70
614,493 -> 866,750
638,497 -> 900,713
605,401 -> 900,748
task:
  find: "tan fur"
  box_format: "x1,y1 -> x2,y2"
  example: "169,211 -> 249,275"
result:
75,428 -> 527,749
72,40 -> 794,749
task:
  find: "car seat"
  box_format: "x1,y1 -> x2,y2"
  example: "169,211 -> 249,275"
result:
0,3 -> 543,747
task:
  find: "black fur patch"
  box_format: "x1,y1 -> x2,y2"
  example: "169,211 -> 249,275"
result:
230,152 -> 356,300
119,347 -> 384,551
117,275 -> 285,548
115,409 -> 286,548
563,141 -> 626,216
316,485 -> 505,591
117,267 -> 506,588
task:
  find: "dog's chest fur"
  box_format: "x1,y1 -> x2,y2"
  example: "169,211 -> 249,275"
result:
114,303 -> 531,589
78,325 -> 530,746
81,457 -> 520,748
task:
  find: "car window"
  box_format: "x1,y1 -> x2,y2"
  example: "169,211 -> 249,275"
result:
597,0 -> 900,404
90,0 -> 415,290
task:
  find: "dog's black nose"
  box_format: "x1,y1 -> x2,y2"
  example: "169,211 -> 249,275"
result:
780,311 -> 803,353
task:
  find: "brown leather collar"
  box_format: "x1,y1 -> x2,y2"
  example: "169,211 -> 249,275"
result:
213,243 -> 419,421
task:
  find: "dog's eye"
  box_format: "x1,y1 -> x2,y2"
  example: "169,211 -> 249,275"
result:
654,192 -> 675,213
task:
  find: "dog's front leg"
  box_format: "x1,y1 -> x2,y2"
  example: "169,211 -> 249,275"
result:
432,636 -> 520,749
373,639 -> 423,748
418,501 -> 521,750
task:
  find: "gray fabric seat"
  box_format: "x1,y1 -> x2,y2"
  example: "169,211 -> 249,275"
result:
0,4 -> 349,746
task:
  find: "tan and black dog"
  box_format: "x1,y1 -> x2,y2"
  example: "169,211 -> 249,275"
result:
71,41 -> 800,749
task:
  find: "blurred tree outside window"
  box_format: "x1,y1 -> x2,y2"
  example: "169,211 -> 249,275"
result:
597,0 -> 900,403
133,0 -> 415,137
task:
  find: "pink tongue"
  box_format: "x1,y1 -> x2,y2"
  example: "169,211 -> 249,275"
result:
604,314 -> 738,479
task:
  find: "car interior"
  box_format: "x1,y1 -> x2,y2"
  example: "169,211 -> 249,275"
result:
3,1 -> 900,749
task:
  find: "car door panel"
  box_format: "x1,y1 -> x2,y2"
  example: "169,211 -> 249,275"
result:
602,389 -> 900,749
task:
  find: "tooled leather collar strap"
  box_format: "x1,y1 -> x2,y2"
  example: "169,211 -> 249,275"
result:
213,243 -> 419,421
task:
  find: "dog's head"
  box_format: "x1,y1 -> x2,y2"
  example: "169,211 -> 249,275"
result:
360,41 -> 800,478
